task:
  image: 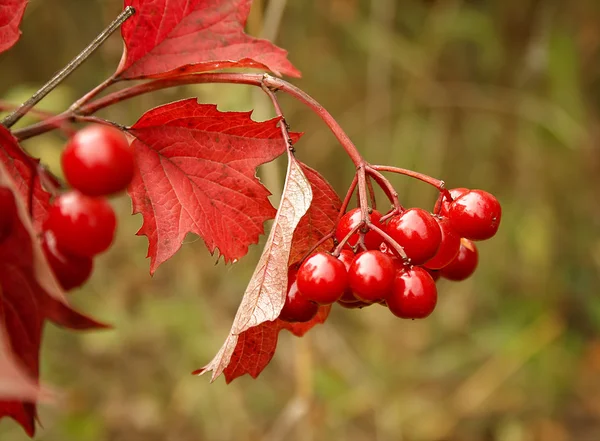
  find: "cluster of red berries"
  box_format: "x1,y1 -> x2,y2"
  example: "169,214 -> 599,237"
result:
40,125 -> 135,291
279,188 -> 501,322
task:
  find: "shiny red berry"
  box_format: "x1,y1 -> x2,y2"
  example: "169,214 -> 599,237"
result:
335,208 -> 384,250
279,267 -> 318,323
448,190 -> 501,240
434,188 -> 469,216
348,250 -> 396,303
297,252 -> 348,304
44,191 -> 117,257
62,125 -> 134,197
0,187 -> 17,243
386,208 -> 442,265
424,216 -> 461,269
440,238 -> 478,281
386,266 -> 437,319
42,231 -> 93,291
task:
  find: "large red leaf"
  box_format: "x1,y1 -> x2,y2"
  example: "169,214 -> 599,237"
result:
127,98 -> 299,273
0,166 -> 106,437
196,154 -> 313,381
116,0 -> 300,80
0,126 -> 51,231
0,0 -> 27,54
196,159 -> 341,382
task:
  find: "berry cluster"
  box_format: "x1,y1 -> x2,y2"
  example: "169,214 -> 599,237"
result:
40,125 -> 134,291
279,188 -> 501,322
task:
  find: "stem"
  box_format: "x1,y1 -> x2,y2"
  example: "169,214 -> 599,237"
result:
365,175 -> 377,210
370,164 -> 446,191
337,174 -> 358,223
260,84 -> 294,152
262,74 -> 364,167
1,6 -> 135,128
365,165 -> 402,211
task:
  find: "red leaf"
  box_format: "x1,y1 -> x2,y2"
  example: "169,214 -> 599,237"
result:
0,328 -> 43,402
116,0 -> 300,80
0,126 -> 51,231
0,0 -> 27,54
127,98 -> 300,273
196,154 -> 313,381
289,163 -> 341,265
196,159 -> 340,382
221,305 -> 331,383
0,166 -> 106,437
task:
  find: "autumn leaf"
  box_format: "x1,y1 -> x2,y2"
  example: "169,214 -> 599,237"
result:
0,126 -> 51,231
0,165 -> 106,437
0,327 -> 43,401
219,305 -> 331,383
196,159 -> 340,382
116,0 -> 300,80
127,98 -> 300,273
196,154 -> 313,381
0,0 -> 27,54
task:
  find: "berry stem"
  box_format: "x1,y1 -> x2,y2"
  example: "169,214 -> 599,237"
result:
260,83 -> 295,153
73,115 -> 126,130
1,6 -> 135,129
337,174 -> 358,223
332,223 -> 363,256
370,164 -> 446,191
365,174 -> 377,210
365,165 -> 402,211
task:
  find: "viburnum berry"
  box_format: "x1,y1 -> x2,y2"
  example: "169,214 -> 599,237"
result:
424,216 -> 461,270
279,267 -> 318,323
62,125 -> 134,197
43,191 -> 117,258
386,208 -> 442,265
297,252 -> 348,304
348,250 -> 396,303
0,187 -> 17,243
386,266 -> 438,319
41,231 -> 93,291
440,238 -> 478,281
434,187 -> 469,216
335,208 -> 385,250
448,190 -> 501,240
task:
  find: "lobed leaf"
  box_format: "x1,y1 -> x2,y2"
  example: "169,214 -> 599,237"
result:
116,0 -> 300,79
0,0 -> 27,55
127,98 -> 300,273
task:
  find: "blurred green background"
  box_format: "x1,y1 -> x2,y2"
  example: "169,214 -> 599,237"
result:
1,0 -> 600,440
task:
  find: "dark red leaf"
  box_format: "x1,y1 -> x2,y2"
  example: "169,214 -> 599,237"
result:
0,0 -> 27,54
116,0 -> 300,80
0,126 -> 51,231
196,160 -> 339,382
0,166 -> 106,437
127,98 -> 300,273
221,305 -> 331,383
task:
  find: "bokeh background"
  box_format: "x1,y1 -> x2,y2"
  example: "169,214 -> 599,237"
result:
1,0 -> 600,440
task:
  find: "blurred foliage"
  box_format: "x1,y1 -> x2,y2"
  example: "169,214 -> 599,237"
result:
1,0 -> 600,440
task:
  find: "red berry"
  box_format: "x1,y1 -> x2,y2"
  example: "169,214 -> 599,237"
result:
386,266 -> 437,319
386,208 -> 442,265
0,187 -> 17,243
42,231 -> 93,291
62,125 -> 134,197
348,250 -> 395,303
335,208 -> 384,250
297,252 -> 348,305
44,191 -> 117,257
434,188 -> 469,216
279,267 -> 318,323
448,190 -> 501,240
440,238 -> 478,281
424,268 -> 441,282
424,216 -> 460,269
